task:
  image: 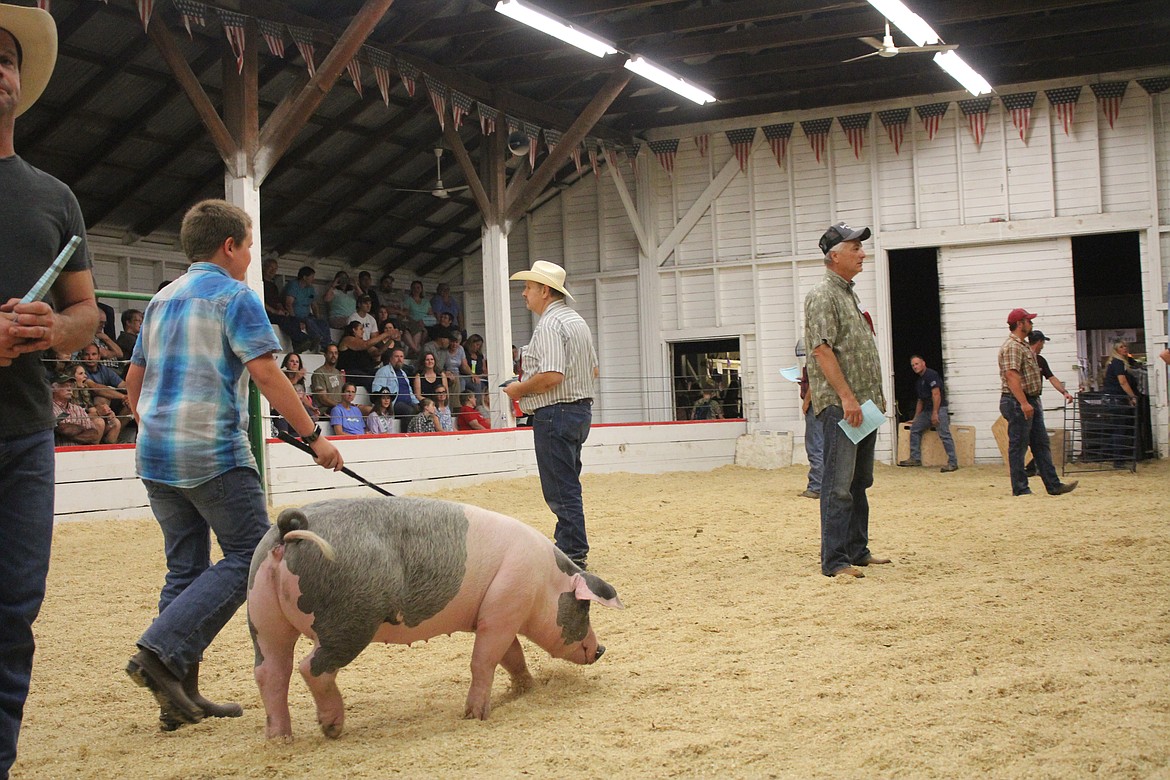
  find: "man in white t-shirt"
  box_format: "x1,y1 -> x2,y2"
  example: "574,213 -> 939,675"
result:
347,294 -> 378,340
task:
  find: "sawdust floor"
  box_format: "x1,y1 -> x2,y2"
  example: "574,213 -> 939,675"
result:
14,460 -> 1170,779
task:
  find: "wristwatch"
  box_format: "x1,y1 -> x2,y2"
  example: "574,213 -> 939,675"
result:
301,425 -> 322,444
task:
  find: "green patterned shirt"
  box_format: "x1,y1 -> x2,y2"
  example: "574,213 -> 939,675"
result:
803,269 -> 885,416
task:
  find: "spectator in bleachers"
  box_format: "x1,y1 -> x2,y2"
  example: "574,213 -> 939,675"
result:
84,308 -> 123,363
372,348 -> 419,419
421,328 -> 451,364
280,352 -> 320,422
464,334 -> 487,396
402,280 -> 435,355
311,344 -> 344,417
377,274 -> 404,321
355,270 -> 377,311
428,310 -> 457,342
349,295 -> 378,340
366,390 -> 397,434
117,309 -> 143,368
456,392 -> 491,431
262,258 -> 313,352
430,282 -> 463,333
323,271 -> 357,329
329,384 -> 365,436
336,320 -> 388,392
407,397 -> 442,433
443,329 -> 470,388
44,348 -> 75,382
282,266 -> 331,349
67,363 -> 94,410
412,350 -> 448,402
434,386 -> 455,432
691,381 -> 724,420
51,378 -> 103,445
90,395 -> 121,444
78,344 -> 128,413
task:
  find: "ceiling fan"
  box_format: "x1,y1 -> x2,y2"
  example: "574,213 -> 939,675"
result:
387,148 -> 471,199
843,19 -> 957,63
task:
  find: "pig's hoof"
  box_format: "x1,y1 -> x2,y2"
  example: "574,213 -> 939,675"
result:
510,672 -> 535,695
463,698 -> 491,720
318,719 -> 344,739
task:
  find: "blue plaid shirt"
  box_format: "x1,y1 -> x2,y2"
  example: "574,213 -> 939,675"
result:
131,262 -> 280,487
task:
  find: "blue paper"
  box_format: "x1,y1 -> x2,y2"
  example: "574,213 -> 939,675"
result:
779,365 -> 801,383
837,399 -> 885,444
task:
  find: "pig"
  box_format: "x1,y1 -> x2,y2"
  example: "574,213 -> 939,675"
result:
246,496 -> 623,740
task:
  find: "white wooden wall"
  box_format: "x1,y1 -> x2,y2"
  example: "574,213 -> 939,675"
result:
498,67 -> 1170,462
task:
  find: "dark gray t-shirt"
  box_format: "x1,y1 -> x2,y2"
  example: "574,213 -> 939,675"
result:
0,155 -> 92,439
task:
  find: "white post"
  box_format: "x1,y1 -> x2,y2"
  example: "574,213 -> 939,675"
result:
482,222 -> 514,429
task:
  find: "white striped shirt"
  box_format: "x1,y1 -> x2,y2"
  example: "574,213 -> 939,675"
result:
519,300 -> 598,414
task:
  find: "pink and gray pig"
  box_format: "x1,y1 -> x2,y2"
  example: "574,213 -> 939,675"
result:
246,496 -> 623,740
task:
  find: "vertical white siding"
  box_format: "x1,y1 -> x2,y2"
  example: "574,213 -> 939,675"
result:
917,112 -> 962,227
596,276 -> 642,422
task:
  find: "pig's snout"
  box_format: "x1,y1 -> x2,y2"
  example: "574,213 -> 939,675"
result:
594,645 -> 605,662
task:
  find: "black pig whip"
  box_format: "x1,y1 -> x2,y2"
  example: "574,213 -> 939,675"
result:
275,429 -> 394,496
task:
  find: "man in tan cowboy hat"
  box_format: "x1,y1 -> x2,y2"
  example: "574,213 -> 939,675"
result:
504,261 -> 599,569
1,5 -> 99,775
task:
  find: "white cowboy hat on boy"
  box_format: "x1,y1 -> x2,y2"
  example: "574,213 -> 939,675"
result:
509,260 -> 575,301
0,3 -> 57,117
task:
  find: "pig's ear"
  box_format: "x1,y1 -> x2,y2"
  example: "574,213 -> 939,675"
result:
571,573 -> 625,610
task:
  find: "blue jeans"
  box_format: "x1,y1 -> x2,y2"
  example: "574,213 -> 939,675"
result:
818,405 -> 877,576
137,467 -> 270,678
1000,395 -> 1060,495
804,405 -> 824,493
0,429 -> 55,779
532,401 -> 592,561
908,405 -> 957,466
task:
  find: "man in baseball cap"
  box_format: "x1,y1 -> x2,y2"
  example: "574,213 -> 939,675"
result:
2,5 -> 100,775
997,308 -> 1077,497
818,221 -> 872,257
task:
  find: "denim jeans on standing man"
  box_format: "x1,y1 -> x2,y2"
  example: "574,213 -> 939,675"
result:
532,401 -> 593,562
999,394 -> 1060,495
0,429 -> 56,780
818,404 -> 877,576
136,467 -> 271,679
908,405 -> 957,467
804,405 -> 824,493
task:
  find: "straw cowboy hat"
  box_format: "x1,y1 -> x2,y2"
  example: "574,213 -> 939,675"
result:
509,260 -> 575,301
0,3 -> 57,118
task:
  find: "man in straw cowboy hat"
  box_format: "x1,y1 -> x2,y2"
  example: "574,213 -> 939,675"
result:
1,4 -> 100,775
504,261 -> 598,569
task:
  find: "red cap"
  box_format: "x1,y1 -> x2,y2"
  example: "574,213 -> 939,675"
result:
1007,308 -> 1037,326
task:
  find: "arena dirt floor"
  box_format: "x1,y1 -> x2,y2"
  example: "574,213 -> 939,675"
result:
14,459 -> 1170,779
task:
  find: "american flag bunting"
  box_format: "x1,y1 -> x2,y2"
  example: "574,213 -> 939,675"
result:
450,90 -> 474,131
571,143 -> 584,177
761,123 -> 793,169
588,140 -> 600,178
478,103 -> 499,136
958,97 -> 993,148
396,59 -> 419,97
256,19 -> 285,59
725,127 -> 756,172
647,138 -> 679,177
345,57 -> 363,98
543,128 -> 562,155
36,0 -> 49,10
172,0 -> 206,39
877,109 -> 910,155
1044,86 -> 1082,136
694,134 -> 708,158
1089,81 -> 1127,129
288,26 -> 316,77
424,74 -> 448,130
505,115 -> 522,137
134,0 -> 154,31
627,142 -> 640,176
219,9 -> 247,74
1137,77 -> 1170,95
1000,92 -> 1036,143
915,102 -> 949,141
523,121 -> 541,170
837,113 -> 870,160
800,118 -> 833,164
365,47 -> 393,106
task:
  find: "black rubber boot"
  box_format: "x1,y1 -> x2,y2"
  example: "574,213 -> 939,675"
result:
183,662 -> 243,719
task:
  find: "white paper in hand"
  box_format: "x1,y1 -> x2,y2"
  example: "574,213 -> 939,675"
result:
836,399 -> 885,444
779,365 -> 801,383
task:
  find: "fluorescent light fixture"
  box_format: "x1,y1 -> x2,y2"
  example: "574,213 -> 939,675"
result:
495,0 -> 617,58
624,55 -> 716,105
865,0 -> 939,46
934,51 -> 992,96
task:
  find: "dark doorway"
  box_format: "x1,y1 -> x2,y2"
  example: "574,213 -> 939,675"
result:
670,338 -> 742,420
888,247 -> 943,422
